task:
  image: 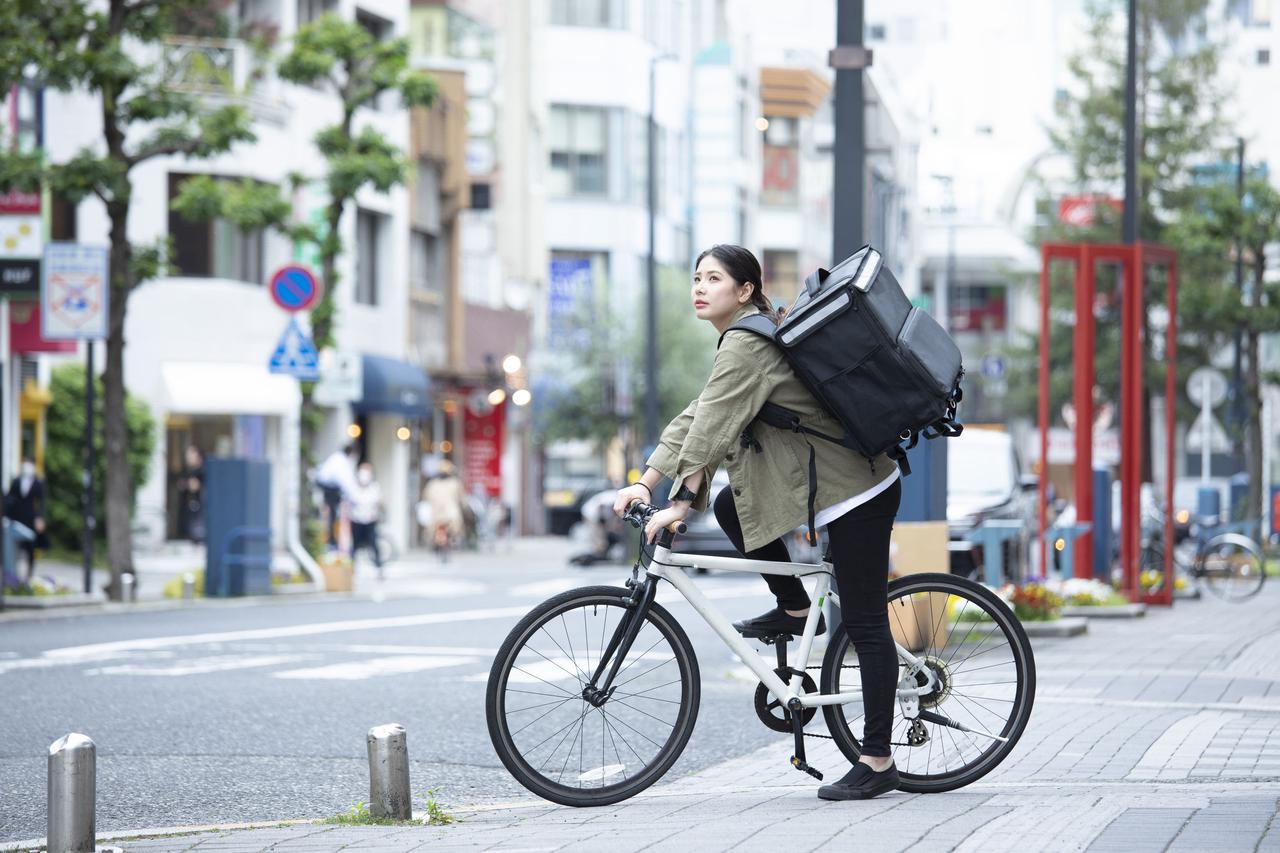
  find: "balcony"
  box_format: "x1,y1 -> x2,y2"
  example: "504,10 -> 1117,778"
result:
161,36 -> 285,123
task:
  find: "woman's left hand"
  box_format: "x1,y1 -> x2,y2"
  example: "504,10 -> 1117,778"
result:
643,503 -> 691,544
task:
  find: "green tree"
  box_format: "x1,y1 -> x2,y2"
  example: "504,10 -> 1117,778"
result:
174,14 -> 436,545
0,0 -> 258,598
1027,0 -> 1233,481
45,365 -> 155,553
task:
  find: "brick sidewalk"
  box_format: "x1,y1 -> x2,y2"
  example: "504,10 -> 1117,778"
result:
13,582 -> 1280,852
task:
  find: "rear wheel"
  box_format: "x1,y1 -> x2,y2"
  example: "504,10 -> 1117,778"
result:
486,585 -> 700,806
820,573 -> 1036,793
1198,534 -> 1266,601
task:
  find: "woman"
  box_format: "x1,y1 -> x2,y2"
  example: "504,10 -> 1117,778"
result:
423,460 -> 464,560
612,244 -> 903,802
348,462 -> 384,576
177,445 -> 206,543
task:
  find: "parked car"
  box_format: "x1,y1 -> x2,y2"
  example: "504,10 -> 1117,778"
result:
947,428 -> 1038,579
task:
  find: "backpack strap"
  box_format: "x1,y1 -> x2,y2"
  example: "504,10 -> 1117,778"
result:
717,313 -> 778,348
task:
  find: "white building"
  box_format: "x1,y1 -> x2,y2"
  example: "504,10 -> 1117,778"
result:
43,0 -> 423,565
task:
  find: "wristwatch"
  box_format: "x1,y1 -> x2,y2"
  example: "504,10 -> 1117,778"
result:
672,484 -> 698,503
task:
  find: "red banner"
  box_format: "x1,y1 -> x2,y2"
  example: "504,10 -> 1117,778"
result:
1058,195 -> 1122,227
9,302 -> 76,353
463,394 -> 504,497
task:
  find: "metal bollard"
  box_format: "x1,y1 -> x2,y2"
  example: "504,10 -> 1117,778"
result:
121,574 -> 135,603
366,724 -> 411,820
48,733 -> 96,853
181,572 -> 195,601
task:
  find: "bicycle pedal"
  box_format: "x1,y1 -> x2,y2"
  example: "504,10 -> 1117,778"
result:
740,630 -> 794,644
790,756 -> 823,781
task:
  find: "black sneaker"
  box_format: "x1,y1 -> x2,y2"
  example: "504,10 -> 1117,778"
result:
817,762 -> 900,801
731,607 -> 826,638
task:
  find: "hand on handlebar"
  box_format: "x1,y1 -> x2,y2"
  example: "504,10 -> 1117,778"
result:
613,484 -> 652,518
644,504 -> 690,544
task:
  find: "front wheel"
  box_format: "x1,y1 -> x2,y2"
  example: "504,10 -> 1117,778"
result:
820,573 -> 1036,793
486,585 -> 700,807
1198,534 -> 1266,601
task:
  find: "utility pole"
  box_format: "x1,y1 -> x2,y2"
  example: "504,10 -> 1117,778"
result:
644,55 -> 660,451
830,0 -> 866,259
1123,0 -> 1138,245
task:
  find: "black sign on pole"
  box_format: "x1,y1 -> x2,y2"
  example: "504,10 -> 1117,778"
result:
0,260 -> 40,294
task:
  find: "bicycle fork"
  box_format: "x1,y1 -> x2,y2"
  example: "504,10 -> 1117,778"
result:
581,576 -> 658,707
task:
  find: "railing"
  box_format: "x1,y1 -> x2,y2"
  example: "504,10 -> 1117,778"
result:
159,36 -> 285,122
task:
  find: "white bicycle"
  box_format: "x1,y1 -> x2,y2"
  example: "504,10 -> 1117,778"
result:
486,500 -> 1036,807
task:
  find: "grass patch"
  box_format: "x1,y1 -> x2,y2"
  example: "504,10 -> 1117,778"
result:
320,801 -> 406,826
162,570 -> 205,599
424,789 -> 457,826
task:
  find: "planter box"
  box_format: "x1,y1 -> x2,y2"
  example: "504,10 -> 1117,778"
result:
949,615 -> 1088,639
1060,603 -> 1146,618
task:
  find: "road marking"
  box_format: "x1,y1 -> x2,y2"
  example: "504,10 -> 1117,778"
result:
273,654 -> 476,680
84,654 -> 307,677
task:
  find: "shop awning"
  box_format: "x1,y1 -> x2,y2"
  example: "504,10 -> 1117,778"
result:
355,354 -> 431,418
162,362 -> 301,416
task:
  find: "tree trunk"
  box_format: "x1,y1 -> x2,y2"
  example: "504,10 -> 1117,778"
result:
1244,254 -> 1265,527
103,205 -> 134,600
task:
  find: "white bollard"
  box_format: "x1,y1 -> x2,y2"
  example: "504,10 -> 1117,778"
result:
121,574 -> 135,603
48,733 -> 95,853
181,572 -> 195,601
366,724 -> 411,820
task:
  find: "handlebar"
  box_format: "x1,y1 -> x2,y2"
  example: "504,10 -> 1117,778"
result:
623,499 -> 688,535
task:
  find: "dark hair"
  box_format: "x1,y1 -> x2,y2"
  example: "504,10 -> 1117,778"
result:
343,443 -> 357,456
694,244 -> 779,323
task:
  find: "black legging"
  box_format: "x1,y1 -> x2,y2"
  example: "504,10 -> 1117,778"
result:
713,479 -> 901,758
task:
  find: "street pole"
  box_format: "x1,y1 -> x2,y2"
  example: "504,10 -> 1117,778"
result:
1123,0 -> 1138,245
83,341 -> 94,594
831,0 -> 866,258
1231,137 -> 1246,473
644,55 -> 659,451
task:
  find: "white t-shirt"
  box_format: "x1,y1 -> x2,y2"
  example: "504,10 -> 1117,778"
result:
814,467 -> 900,528
316,451 -> 357,497
349,481 -> 382,525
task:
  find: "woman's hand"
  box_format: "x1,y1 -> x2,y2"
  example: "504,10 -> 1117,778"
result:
644,503 -> 691,543
612,484 -> 652,518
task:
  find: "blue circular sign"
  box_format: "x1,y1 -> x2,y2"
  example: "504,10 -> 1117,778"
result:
269,265 -> 321,313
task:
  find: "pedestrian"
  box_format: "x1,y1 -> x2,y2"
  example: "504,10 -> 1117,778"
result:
177,445 -> 206,543
423,460 -> 464,560
348,462 -> 384,578
6,458 -> 48,583
316,443 -> 358,551
613,244 -> 904,801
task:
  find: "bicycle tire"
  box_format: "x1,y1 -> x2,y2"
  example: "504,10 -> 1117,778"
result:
820,573 -> 1036,793
1199,533 -> 1266,602
486,585 -> 700,807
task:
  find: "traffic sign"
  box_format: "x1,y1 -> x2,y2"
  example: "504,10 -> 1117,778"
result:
41,243 -> 108,340
268,264 -> 322,313
1187,367 -> 1228,408
1187,410 -> 1231,453
981,353 -> 1006,381
268,317 -> 320,381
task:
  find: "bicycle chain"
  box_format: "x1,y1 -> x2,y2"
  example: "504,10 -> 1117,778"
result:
797,664 -> 855,740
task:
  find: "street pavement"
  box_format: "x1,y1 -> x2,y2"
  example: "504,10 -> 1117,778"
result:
5,538 -> 1280,851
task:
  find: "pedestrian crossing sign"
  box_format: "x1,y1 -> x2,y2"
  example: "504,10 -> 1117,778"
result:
268,317 -> 321,381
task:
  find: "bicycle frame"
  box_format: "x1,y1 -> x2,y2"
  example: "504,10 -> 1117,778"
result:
597,541 -> 940,712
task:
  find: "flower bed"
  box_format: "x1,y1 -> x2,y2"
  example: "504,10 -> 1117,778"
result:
1041,577 -> 1129,607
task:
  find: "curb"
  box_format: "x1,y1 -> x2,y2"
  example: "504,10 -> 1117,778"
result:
1020,616 -> 1088,637
1060,603 -> 1147,618
0,589 -> 359,623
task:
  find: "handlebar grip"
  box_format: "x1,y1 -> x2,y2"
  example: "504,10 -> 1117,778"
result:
671,521 -> 688,535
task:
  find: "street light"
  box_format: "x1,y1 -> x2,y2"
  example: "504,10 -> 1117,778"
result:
645,51 -> 677,451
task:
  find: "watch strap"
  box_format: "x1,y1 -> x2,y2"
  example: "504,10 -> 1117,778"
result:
672,484 -> 698,503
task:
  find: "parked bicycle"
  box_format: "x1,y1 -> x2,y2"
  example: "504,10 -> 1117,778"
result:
486,500 -> 1036,807
1140,506 -> 1267,602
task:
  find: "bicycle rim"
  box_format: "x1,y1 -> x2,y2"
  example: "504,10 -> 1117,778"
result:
821,574 -> 1036,793
1201,537 -> 1266,601
486,587 -> 699,807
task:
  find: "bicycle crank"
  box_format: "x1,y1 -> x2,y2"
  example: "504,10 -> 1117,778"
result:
754,667 -> 817,733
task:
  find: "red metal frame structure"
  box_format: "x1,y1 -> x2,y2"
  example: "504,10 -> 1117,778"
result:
1038,242 -> 1178,605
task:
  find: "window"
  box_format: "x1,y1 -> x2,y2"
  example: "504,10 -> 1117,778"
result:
297,0 -> 336,26
410,229 -> 444,296
549,0 -> 622,28
867,23 -> 886,40
1259,48 -> 1272,65
549,105 -> 609,196
762,250 -> 799,307
761,116 -> 799,207
355,209 -> 385,306
356,7 -> 392,41
949,284 -> 1007,333
168,173 -> 265,284
51,194 -> 77,241
470,182 -> 492,210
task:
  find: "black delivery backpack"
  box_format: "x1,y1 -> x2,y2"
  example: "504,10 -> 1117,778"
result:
725,244 -> 964,496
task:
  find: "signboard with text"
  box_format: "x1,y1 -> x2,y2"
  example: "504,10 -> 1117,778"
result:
41,243 -> 109,340
0,190 -> 42,294
463,391 -> 504,497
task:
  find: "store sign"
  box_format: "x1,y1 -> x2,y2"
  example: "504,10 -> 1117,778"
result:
1058,195 -> 1122,227
0,189 -> 42,294
463,393 -> 503,497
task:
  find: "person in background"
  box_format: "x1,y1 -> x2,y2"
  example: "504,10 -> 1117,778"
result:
423,460 -> 464,560
177,445 -> 206,543
6,458 -> 47,582
348,462 -> 384,578
316,443 -> 358,551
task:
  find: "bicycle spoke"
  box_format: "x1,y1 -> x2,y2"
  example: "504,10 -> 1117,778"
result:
608,696 -> 677,729
509,697 -> 579,738
511,664 -> 579,696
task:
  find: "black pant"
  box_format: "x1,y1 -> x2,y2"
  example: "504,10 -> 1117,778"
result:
321,486 -> 343,547
713,480 -> 902,758
351,521 -> 383,568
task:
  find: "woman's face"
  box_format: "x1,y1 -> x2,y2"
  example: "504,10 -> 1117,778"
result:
692,255 -> 751,328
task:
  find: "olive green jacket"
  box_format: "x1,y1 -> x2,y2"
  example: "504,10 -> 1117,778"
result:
646,305 -> 894,552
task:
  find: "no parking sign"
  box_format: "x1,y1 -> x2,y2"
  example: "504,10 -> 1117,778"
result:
268,264 -> 322,313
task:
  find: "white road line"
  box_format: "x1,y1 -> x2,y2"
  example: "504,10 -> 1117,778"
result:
84,654 -> 307,677
273,654 -> 476,680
